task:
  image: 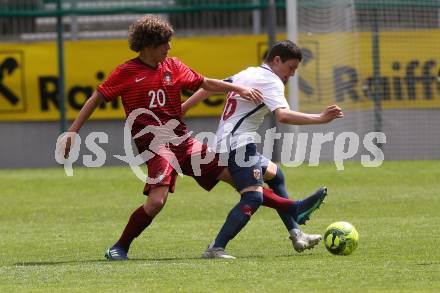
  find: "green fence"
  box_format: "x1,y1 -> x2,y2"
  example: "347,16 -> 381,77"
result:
0,0 -> 285,17
0,0 -> 287,41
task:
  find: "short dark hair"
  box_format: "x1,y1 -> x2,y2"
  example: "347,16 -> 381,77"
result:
265,40 -> 302,63
128,15 -> 174,52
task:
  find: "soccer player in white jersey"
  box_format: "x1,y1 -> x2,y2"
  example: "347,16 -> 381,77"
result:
182,40 -> 343,258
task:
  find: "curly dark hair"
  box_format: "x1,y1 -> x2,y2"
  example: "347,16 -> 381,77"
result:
128,15 -> 174,52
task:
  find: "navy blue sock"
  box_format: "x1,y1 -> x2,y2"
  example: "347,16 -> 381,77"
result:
264,166 -> 300,230
213,191 -> 263,248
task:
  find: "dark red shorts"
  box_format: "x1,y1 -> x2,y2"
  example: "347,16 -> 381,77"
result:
140,137 -> 224,195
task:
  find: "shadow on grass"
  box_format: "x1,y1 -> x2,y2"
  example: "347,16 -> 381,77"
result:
13,256 -> 223,266
12,253 -> 306,266
14,260 -> 109,266
416,262 -> 440,266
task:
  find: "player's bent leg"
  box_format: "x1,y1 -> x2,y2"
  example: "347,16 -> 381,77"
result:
262,160 -> 278,181
203,144 -> 264,259
216,154 -> 299,218
264,163 -> 287,197
212,186 -> 263,248
296,187 -> 327,225
105,186 -> 169,261
262,162 -> 324,253
143,185 -> 169,217
263,163 -> 300,229
203,186 -> 263,259
263,162 -> 328,225
219,165 -> 297,218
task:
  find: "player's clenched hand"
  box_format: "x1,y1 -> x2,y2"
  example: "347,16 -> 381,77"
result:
236,86 -> 263,105
320,104 -> 343,123
57,132 -> 76,159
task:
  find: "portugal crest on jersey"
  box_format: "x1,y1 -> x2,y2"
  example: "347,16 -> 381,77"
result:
163,72 -> 173,86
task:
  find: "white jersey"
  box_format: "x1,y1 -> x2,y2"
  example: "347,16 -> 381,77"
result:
214,64 -> 289,152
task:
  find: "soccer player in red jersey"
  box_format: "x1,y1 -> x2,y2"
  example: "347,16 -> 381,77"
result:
58,15 -> 321,260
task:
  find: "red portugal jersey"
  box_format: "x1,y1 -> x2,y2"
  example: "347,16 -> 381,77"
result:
97,57 -> 204,147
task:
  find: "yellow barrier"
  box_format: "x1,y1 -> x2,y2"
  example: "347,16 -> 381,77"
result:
0,35 -> 267,121
297,30 -> 440,112
0,31 -> 439,121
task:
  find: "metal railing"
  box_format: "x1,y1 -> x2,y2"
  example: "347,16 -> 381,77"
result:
0,0 -> 287,41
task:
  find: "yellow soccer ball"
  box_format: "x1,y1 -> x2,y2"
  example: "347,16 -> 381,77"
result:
324,221 -> 359,255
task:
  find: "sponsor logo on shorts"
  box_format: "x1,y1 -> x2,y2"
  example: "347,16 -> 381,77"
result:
253,169 -> 261,180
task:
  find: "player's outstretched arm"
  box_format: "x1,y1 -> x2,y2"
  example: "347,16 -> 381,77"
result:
181,88 -> 213,115
274,104 -> 343,125
67,90 -> 105,132
200,78 -> 263,105
57,90 -> 105,158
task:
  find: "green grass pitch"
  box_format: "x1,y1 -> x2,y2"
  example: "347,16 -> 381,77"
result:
1,161 -> 439,292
